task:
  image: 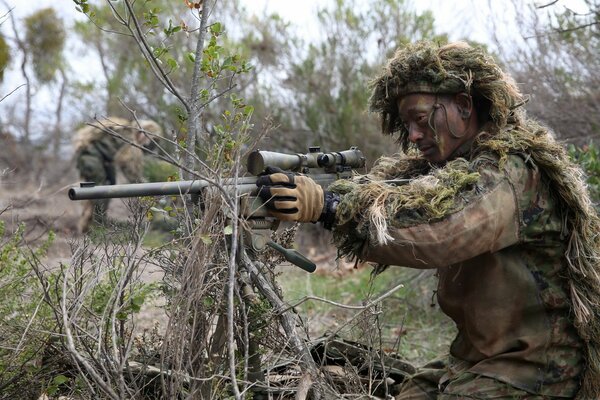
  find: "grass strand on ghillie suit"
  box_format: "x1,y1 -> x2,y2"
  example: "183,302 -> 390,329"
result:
476,122 -> 600,399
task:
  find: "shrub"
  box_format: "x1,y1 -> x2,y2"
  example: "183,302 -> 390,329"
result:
0,221 -> 57,398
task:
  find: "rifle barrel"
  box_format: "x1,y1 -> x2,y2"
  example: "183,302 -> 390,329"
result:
69,177 -> 256,200
69,173 -> 343,201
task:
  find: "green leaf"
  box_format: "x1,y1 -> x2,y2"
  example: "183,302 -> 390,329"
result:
167,57 -> 178,70
200,235 -> 213,245
224,225 -> 233,235
211,22 -> 223,34
131,294 -> 145,311
53,375 -> 69,385
187,52 -> 196,63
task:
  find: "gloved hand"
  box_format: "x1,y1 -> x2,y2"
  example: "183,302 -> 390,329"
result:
256,166 -> 324,222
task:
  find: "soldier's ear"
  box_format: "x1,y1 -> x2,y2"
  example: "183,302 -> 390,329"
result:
455,93 -> 473,119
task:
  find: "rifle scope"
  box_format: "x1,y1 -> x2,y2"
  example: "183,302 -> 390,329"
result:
246,147 -> 365,175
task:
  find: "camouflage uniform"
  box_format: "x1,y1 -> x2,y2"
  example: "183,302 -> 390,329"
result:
337,149 -> 583,398
73,117 -> 162,233
326,41 -> 597,398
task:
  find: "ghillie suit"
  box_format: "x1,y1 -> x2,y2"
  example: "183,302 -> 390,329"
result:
329,42 -> 600,398
73,117 -> 163,233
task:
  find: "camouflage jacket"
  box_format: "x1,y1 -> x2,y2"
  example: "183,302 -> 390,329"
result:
76,129 -> 144,184
331,151 -> 584,397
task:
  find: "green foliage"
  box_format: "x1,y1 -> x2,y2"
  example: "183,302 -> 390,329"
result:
568,142 -> 600,208
73,0 -> 90,14
72,0 -> 175,116
143,159 -> 179,182
0,33 -> 10,83
70,0 -> 255,149
0,223 -> 54,321
46,374 -> 69,396
201,22 -> 252,80
24,8 -> 66,83
0,221 -> 56,396
205,93 -> 254,170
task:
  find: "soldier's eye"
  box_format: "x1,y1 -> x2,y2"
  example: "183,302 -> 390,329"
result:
416,115 -> 427,124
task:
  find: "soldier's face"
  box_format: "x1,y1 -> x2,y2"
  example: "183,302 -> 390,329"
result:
397,93 -> 472,164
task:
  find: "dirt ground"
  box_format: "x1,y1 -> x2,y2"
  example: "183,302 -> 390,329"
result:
1,163 -> 80,263
0,164 -> 145,264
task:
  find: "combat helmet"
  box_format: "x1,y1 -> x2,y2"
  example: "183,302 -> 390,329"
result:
369,41 -> 525,151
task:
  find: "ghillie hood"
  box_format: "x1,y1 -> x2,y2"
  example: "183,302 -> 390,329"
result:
72,117 -> 130,151
369,41 -> 525,152
73,117 -> 163,151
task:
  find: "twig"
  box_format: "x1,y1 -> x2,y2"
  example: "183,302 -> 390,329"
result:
0,83 -> 25,103
226,157 -> 242,399
243,252 -> 328,400
184,0 -> 213,180
536,0 -> 559,9
122,0 -> 188,107
281,282 -> 404,312
61,265 -> 121,399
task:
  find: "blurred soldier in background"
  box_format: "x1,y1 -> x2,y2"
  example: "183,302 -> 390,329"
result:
73,117 -> 163,233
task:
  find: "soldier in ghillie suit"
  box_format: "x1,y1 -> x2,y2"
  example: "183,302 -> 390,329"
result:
73,117 -> 163,233
257,41 -> 600,398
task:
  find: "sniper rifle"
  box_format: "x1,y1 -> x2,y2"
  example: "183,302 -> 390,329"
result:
69,146 -> 366,273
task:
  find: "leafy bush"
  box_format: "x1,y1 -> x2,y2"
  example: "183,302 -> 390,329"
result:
0,221 -> 57,398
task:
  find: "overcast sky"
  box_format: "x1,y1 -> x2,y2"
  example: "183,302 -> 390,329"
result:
3,0 -> 590,46
3,0 -> 590,52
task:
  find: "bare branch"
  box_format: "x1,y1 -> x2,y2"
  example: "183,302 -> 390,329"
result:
283,282 -> 405,312
121,0 -> 188,108
0,83 -> 25,103
182,1 -> 213,180
536,0 -> 559,9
